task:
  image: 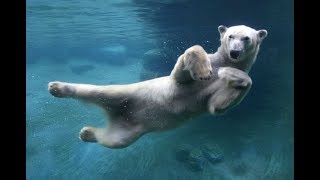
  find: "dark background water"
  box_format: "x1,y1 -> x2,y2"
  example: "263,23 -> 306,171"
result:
26,0 -> 293,179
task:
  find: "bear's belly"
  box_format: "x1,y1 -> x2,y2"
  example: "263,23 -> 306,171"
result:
128,94 -> 208,131
123,76 -> 213,131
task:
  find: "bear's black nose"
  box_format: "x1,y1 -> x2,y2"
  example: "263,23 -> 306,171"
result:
230,50 -> 241,59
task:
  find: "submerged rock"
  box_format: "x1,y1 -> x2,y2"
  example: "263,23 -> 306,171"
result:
100,44 -> 127,54
188,147 -> 207,172
141,48 -> 173,74
139,70 -> 164,81
175,144 -> 192,163
200,144 -> 224,165
174,142 -> 224,172
69,64 -> 95,75
96,44 -> 128,65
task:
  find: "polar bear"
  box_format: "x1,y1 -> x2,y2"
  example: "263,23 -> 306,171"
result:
48,25 -> 267,149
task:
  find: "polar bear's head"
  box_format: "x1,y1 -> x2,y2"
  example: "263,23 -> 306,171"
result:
218,25 -> 267,62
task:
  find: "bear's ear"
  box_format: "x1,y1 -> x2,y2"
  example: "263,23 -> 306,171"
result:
218,25 -> 228,35
257,29 -> 268,41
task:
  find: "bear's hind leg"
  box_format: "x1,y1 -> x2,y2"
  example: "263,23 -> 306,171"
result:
79,120 -> 145,149
208,67 -> 252,115
48,81 -> 132,109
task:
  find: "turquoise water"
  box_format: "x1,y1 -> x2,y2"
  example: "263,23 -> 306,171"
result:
26,0 -> 294,179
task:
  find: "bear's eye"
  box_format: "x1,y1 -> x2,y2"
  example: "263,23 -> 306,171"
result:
229,35 -> 234,39
243,36 -> 250,41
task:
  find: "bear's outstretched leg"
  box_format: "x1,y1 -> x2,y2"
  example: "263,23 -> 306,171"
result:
208,67 -> 252,115
48,81 -> 133,109
79,120 -> 145,149
170,45 -> 213,83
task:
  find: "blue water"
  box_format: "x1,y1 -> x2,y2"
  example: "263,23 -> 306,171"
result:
26,0 -> 294,179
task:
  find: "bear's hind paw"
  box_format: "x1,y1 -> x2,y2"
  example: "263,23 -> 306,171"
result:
79,126 -> 97,143
48,81 -> 75,98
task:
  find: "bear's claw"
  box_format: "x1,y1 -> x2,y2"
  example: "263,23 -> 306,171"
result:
193,70 -> 213,81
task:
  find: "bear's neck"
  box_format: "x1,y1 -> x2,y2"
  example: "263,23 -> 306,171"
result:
216,46 -> 259,74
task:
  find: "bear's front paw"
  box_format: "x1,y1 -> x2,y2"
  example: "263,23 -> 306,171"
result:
218,67 -> 252,88
190,66 -> 213,81
79,127 -> 97,142
183,45 -> 213,81
48,81 -> 75,98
